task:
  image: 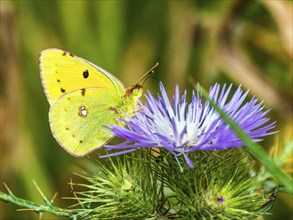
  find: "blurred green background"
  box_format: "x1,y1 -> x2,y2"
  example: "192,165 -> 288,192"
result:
1,0 -> 292,219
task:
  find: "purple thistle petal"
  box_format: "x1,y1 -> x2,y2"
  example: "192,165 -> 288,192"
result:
218,196 -> 224,204
100,148 -> 136,158
183,153 -> 194,169
101,82 -> 277,169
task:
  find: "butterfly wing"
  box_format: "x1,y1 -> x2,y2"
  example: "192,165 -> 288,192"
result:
49,87 -> 122,156
39,48 -> 125,105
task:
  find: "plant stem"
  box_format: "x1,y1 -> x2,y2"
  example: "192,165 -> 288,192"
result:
0,191 -> 73,218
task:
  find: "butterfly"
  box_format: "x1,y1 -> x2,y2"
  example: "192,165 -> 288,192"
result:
39,48 -> 157,157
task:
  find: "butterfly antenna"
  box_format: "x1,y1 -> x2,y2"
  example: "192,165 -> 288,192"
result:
135,62 -> 159,86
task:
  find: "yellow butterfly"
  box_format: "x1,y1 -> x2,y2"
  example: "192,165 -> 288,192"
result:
39,48 -> 157,157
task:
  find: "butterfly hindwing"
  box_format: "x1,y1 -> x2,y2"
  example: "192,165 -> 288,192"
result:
49,87 -> 121,156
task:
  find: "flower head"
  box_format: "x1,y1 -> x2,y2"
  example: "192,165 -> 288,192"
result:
103,82 -> 276,168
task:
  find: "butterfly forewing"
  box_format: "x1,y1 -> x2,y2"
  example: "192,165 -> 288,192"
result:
39,48 -> 125,105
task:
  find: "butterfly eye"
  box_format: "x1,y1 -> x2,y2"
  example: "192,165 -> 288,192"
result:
78,106 -> 88,117
132,87 -> 143,97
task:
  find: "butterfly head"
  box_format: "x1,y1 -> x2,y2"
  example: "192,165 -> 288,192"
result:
121,63 -> 159,115
126,84 -> 143,98
125,62 -> 159,98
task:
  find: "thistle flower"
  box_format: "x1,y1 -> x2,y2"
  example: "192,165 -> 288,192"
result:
103,82 -> 276,168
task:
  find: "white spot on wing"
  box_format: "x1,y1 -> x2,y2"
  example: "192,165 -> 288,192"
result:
78,106 -> 88,117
